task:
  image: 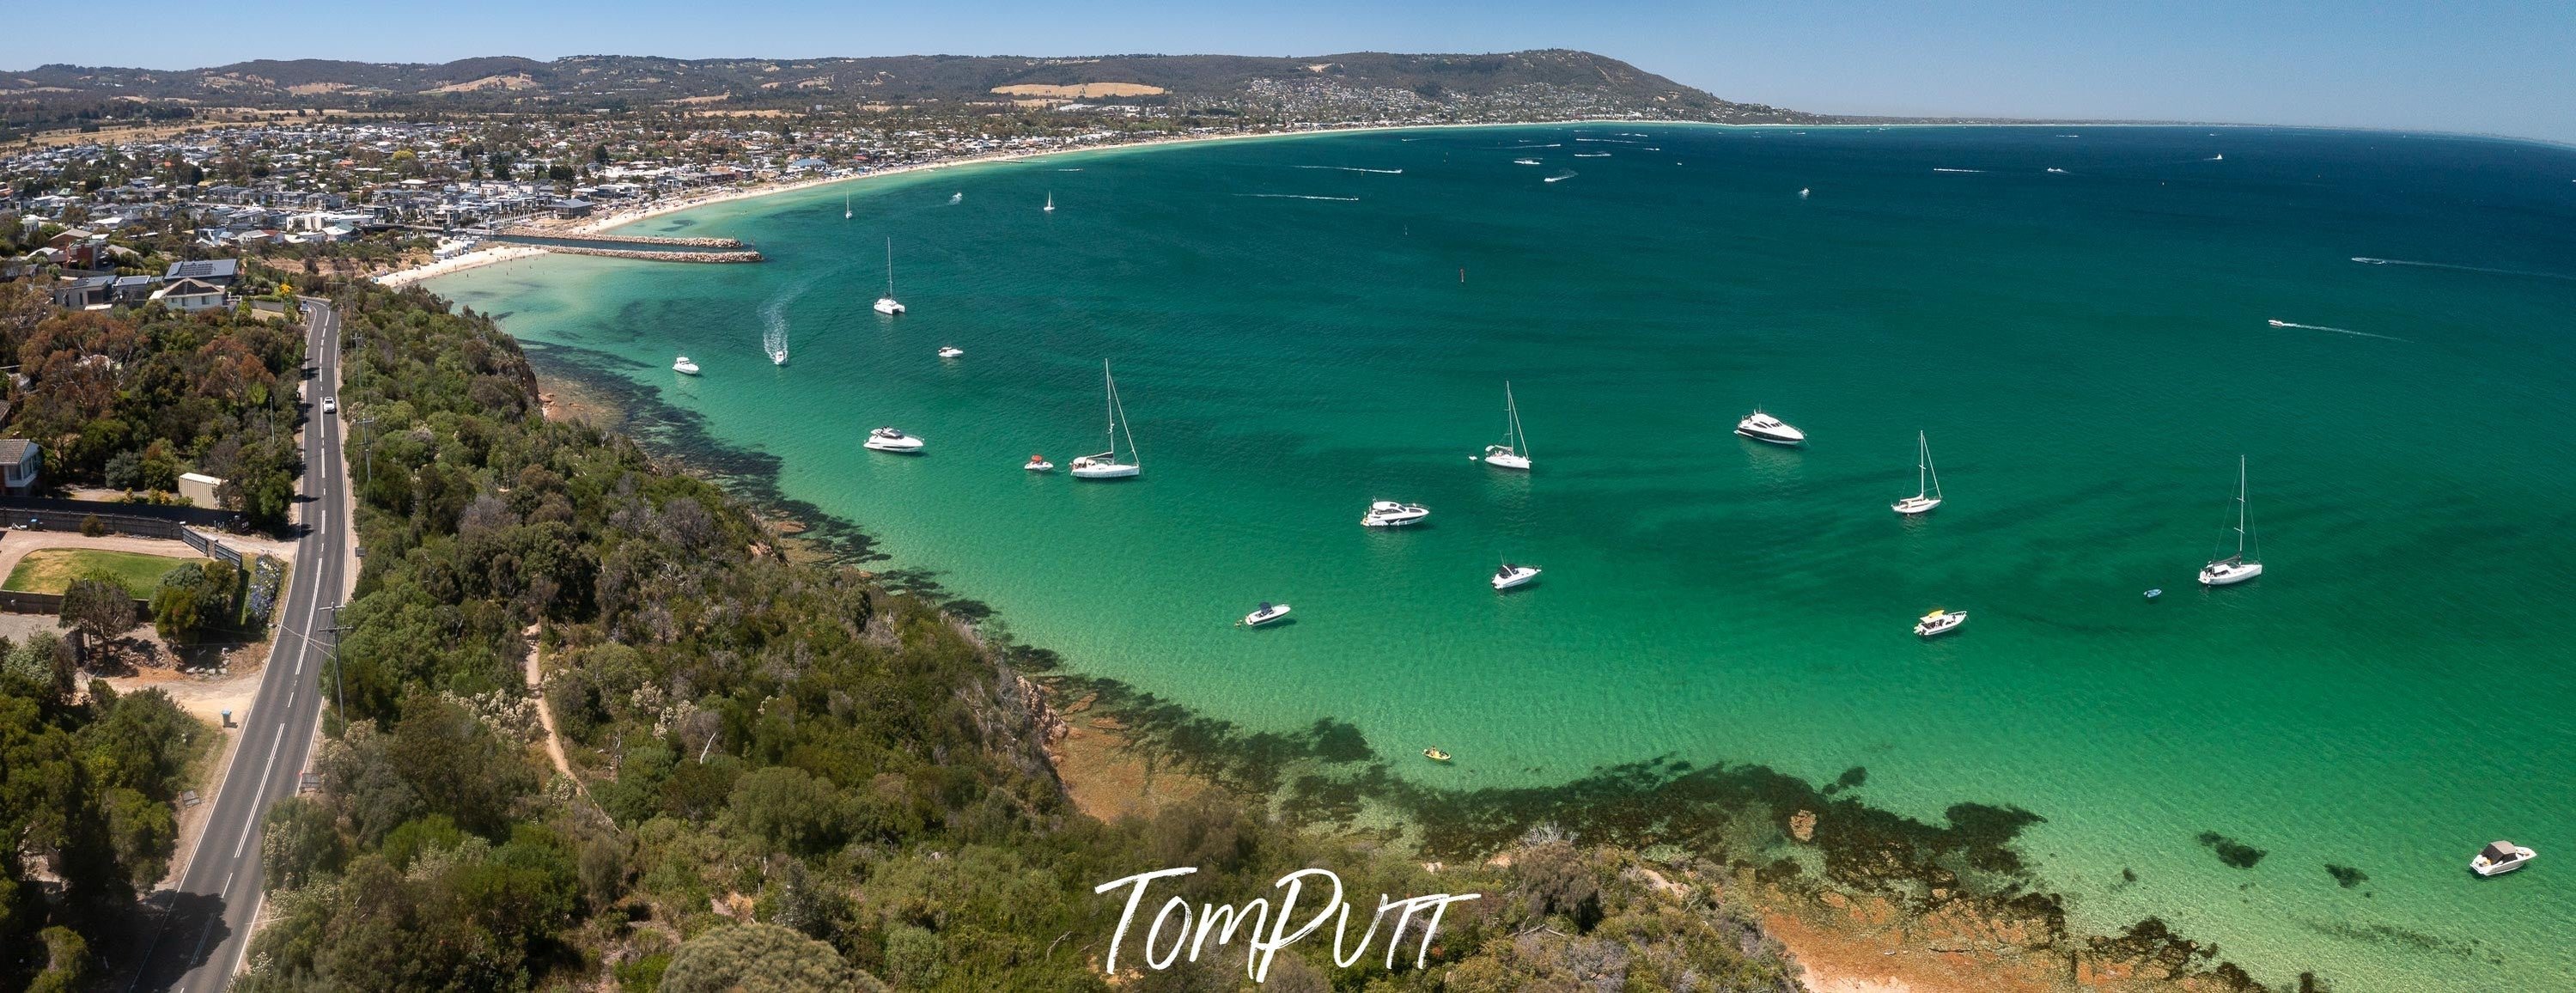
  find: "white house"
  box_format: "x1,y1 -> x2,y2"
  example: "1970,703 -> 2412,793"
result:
149,277 -> 228,313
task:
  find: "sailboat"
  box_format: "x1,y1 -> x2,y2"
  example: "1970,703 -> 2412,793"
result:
1891,431 -> 1943,515
1069,360 -> 1141,479
1478,381 -> 1532,470
1044,191 -> 1055,213
843,192 -> 851,220
872,238 -> 904,315
2198,455 -> 2263,586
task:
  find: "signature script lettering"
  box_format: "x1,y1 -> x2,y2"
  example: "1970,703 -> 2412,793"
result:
1094,868 -> 1480,981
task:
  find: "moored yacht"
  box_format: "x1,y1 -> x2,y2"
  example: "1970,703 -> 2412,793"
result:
1479,381 -> 1533,470
1915,609 -> 1967,637
2198,455 -> 2264,586
1361,501 -> 1430,527
1069,360 -> 1142,479
862,427 -> 924,453
1239,602 -> 1292,627
672,356 -> 700,375
1892,430 -> 1943,514
873,238 -> 905,314
2471,841 -> 2536,877
1492,563 -> 1541,590
1736,409 -> 1806,446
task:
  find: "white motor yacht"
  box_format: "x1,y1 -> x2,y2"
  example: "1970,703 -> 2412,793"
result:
1892,430 -> 1943,515
2471,840 -> 2536,877
862,427 -> 924,453
672,356 -> 700,375
1492,563 -> 1541,591
1024,454 -> 1055,472
1914,609 -> 1967,637
2199,456 -> 2264,586
1736,409 -> 1806,446
938,345 -> 964,358
1069,361 -> 1142,479
1239,602 -> 1292,627
1361,501 -> 1431,527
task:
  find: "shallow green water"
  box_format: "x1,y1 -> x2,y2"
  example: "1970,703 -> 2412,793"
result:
434,125 -> 2576,990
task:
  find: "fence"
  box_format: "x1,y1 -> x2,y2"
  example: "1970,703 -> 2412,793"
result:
0,496 -> 246,532
179,527 -> 244,566
0,590 -> 153,619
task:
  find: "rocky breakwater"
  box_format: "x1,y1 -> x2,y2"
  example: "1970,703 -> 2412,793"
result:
564,233 -> 748,248
538,246 -> 764,263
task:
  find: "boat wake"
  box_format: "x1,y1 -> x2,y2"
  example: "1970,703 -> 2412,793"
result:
1234,194 -> 1361,202
1544,171 -> 1577,183
1292,166 -> 1404,174
2267,319 -> 2403,342
1574,137 -> 1640,144
1932,168 -> 1985,174
2350,257 -> 2576,282
761,277 -> 816,365
1494,143 -> 1562,149
1573,152 -> 1611,158
2046,168 -> 2069,174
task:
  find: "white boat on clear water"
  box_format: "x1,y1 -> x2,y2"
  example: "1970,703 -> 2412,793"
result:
1361,501 -> 1430,527
1512,158 -> 1543,166
2472,840 -> 2536,877
1736,408 -> 1806,446
1799,187 -> 1811,198
1024,454 -> 1054,472
1492,563 -> 1541,590
1479,381 -> 1533,470
1043,192 -> 1055,213
843,192 -> 851,220
937,345 -> 964,358
862,427 -> 923,453
1915,609 -> 1966,637
873,237 -> 905,314
2198,456 -> 2264,586
1892,430 -> 1944,515
1239,602 -> 1292,627
1069,360 -> 1142,479
950,192 -> 963,204
672,356 -> 700,375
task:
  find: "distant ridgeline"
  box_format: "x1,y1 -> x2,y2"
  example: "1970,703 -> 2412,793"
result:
3,50 -> 1824,123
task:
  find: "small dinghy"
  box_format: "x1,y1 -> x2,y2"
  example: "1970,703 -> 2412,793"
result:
672,356 -> 700,375
2472,840 -> 2536,877
1915,608 -> 1967,637
1361,501 -> 1431,527
2144,588 -> 2164,600
1492,563 -> 1541,591
1422,748 -> 1452,763
938,345 -> 964,358
1024,454 -> 1054,472
862,427 -> 924,453
1239,602 -> 1292,627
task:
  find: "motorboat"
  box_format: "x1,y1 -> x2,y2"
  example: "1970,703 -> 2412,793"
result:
862,427 -> 924,453
874,237 -> 905,314
1915,609 -> 1967,637
1512,158 -> 1543,166
950,192 -> 963,204
1479,381 -> 1532,470
2268,320 -> 2291,327
2471,840 -> 2536,877
1069,361 -> 1142,479
2198,455 -> 2264,586
1736,409 -> 1806,446
938,345 -> 964,358
1024,454 -> 1054,472
1892,430 -> 1943,514
1492,563 -> 1541,591
1422,748 -> 1452,763
672,356 -> 700,375
1361,501 -> 1430,527
1239,602 -> 1292,627
2144,588 -> 2164,600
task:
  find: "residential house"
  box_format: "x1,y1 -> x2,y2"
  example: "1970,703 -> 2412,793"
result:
149,277 -> 228,312
111,274 -> 160,304
0,440 -> 39,495
165,258 -> 240,286
49,275 -> 115,308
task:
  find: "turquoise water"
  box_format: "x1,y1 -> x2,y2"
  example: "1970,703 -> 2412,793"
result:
433,125 -> 2576,990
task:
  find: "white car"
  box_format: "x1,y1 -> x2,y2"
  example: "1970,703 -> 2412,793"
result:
321,397 -> 337,413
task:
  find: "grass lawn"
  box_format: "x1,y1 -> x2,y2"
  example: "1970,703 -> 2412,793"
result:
4,549 -> 209,597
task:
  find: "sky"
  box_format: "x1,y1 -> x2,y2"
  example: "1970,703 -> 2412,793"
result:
6,1 -> 2572,143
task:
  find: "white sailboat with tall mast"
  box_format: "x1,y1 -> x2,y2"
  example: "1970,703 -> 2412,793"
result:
1069,360 -> 1141,479
1892,430 -> 1943,515
872,238 -> 905,315
1044,191 -> 1055,213
1479,381 -> 1532,470
2198,455 -> 2263,586
843,192 -> 851,220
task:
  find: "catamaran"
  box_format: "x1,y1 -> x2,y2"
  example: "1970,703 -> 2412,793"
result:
2198,456 -> 2263,586
873,238 -> 905,315
1044,192 -> 1055,213
1892,430 -> 1944,515
1069,360 -> 1141,479
1480,381 -> 1532,470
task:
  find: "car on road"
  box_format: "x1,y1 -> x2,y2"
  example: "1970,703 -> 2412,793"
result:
321,397 -> 336,413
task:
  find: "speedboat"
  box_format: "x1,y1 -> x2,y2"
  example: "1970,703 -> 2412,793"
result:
672,356 -> 700,375
2471,840 -> 2536,877
938,345 -> 964,358
1422,748 -> 1452,763
1361,501 -> 1431,527
1239,602 -> 1292,627
874,295 -> 904,315
1513,158 -> 1543,166
1914,609 -> 1967,637
1736,409 -> 1806,446
1492,563 -> 1541,591
1024,454 -> 1054,472
2268,320 -> 2291,327
862,427 -> 923,453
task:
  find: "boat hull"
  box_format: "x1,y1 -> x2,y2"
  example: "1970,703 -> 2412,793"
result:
1024,461 -> 1054,472
874,299 -> 904,315
1915,613 -> 1967,637
1069,463 -> 1140,479
1736,427 -> 1806,446
1893,496 -> 1941,515
863,440 -> 923,453
2199,562 -> 2263,586
1492,569 -> 1540,590
1242,606 -> 1292,626
1483,452 -> 1531,470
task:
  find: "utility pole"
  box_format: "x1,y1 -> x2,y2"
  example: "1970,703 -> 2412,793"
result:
321,604 -> 350,735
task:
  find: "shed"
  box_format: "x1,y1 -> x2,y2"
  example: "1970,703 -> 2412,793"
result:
178,472 -> 224,508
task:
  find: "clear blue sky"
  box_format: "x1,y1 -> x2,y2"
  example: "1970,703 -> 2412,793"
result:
9,1 -> 2573,143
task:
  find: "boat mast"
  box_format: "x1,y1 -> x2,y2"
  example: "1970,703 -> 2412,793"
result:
883,238 -> 894,297
1504,381 -> 1526,457
1918,431 -> 1932,499
2235,455 -> 2250,559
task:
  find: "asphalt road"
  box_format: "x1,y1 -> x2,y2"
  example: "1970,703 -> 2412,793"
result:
126,297 -> 352,992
